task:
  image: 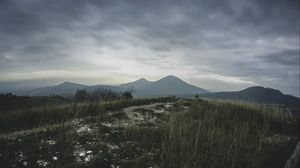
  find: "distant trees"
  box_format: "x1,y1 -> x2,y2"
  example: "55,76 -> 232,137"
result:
74,89 -> 89,101
0,92 -> 16,97
91,89 -> 120,101
74,89 -> 133,101
122,91 -> 133,100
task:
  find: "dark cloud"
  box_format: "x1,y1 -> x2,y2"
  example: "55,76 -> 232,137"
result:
259,49 -> 299,66
0,0 -> 299,96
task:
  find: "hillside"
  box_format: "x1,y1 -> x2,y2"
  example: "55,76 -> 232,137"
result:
21,82 -> 126,97
200,86 -> 299,107
0,98 -> 298,168
21,82 -> 88,96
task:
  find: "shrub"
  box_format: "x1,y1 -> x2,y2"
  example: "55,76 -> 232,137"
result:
122,92 -> 133,100
74,89 -> 89,101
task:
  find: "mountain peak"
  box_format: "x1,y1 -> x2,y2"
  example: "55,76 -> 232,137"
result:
119,78 -> 151,89
242,86 -> 283,95
58,81 -> 85,87
165,75 -> 179,78
136,78 -> 149,82
135,75 -> 208,96
59,81 -> 75,86
160,75 -> 182,81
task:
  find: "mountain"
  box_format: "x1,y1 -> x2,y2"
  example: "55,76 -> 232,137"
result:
134,75 -> 209,96
119,78 -> 152,90
13,78 -> 300,115
19,75 -> 208,97
21,81 -> 126,97
200,86 -> 300,109
21,82 -> 88,96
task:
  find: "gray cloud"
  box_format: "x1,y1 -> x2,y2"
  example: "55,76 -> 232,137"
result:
259,49 -> 299,66
0,0 -> 299,96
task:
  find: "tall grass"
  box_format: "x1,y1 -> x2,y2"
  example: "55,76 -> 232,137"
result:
160,99 -> 299,168
0,97 -> 176,133
1,98 -> 298,167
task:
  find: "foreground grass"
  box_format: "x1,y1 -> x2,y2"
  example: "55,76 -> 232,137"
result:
0,97 -> 176,133
161,99 -> 299,168
0,98 -> 298,168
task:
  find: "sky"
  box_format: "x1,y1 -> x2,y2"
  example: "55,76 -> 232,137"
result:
0,0 -> 299,96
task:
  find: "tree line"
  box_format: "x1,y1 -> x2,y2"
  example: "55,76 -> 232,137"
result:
74,88 -> 133,101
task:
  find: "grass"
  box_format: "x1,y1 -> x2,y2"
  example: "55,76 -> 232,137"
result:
160,99 -> 299,168
0,98 -> 298,168
0,97 -> 176,132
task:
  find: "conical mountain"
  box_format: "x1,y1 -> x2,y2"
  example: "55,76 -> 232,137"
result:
135,75 -> 208,96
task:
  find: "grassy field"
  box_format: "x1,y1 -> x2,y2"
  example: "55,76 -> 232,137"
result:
0,97 -> 298,168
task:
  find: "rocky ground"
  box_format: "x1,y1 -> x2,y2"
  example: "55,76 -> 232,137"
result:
0,99 -> 297,168
0,101 -> 181,168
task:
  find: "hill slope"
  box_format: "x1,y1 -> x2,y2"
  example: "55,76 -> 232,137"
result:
21,82 -> 88,96
22,82 -> 124,96
201,86 -> 299,106
119,78 -> 152,90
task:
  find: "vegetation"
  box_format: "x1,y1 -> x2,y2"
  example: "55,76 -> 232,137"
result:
74,89 -> 89,101
0,97 -> 298,168
0,96 -> 174,133
161,99 -> 299,168
75,89 -> 133,101
122,92 -> 133,100
0,93 -> 68,112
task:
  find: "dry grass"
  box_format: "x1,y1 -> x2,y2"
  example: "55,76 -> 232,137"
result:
160,99 -> 299,168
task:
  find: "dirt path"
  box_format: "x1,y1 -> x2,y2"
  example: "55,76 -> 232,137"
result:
0,121 -> 77,140
0,102 -> 175,140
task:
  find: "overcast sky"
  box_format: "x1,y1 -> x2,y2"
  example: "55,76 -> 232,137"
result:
0,0 -> 299,96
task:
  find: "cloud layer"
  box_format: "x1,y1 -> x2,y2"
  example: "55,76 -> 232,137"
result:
0,0 -> 299,96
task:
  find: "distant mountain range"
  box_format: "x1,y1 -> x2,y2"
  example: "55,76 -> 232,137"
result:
20,82 -> 88,97
121,75 -> 208,96
19,75 -> 208,97
7,75 -> 300,112
20,82 -> 124,97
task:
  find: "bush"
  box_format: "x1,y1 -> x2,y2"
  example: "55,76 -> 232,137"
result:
122,92 -> 133,100
74,89 -> 89,101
